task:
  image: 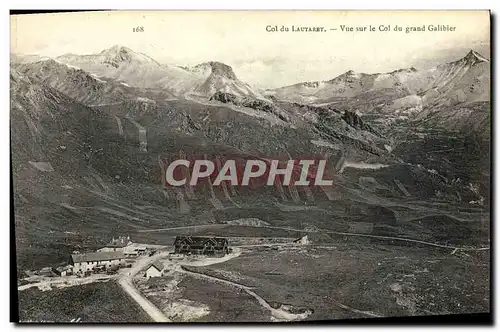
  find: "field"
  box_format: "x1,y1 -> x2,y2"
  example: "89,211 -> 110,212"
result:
17,281 -> 151,323
136,273 -> 268,322
178,275 -> 268,322
15,229 -> 490,323
182,241 -> 490,321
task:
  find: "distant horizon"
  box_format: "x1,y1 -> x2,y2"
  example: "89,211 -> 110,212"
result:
12,44 -> 490,90
11,11 -> 490,89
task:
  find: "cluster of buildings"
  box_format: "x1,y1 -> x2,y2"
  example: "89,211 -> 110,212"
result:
26,234 -> 318,285
70,251 -> 128,276
142,236 -> 230,279
69,241 -> 159,276
64,236 -> 232,277
32,235 -> 234,279
34,236 -> 155,278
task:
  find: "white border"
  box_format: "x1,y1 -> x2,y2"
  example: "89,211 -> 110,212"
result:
2,1 -> 498,332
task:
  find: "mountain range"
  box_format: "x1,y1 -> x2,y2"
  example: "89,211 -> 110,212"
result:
10,45 -> 490,270
270,50 -> 489,105
53,46 -> 264,100
12,46 -> 490,134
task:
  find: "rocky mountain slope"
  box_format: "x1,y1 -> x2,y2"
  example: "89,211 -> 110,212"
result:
13,58 -> 177,108
270,50 -> 489,107
56,45 -> 166,86
269,50 -> 490,135
14,59 -> 131,105
10,46 -> 490,271
56,46 -> 264,100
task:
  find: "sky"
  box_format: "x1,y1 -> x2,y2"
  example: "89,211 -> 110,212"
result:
10,11 -> 490,89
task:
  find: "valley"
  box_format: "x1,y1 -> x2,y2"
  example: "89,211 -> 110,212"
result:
11,44 -> 490,322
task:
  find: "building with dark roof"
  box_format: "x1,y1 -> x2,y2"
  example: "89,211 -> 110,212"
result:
145,261 -> 164,279
55,265 -> 73,277
173,236 -> 229,256
70,251 -> 126,274
38,267 -> 58,277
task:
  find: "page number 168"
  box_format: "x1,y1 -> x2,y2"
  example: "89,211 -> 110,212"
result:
133,27 -> 144,32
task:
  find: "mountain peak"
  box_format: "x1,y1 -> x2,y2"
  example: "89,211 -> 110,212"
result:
101,45 -> 133,55
30,58 -> 80,72
325,69 -> 362,83
342,69 -> 364,78
463,49 -> 489,64
194,61 -> 238,80
98,45 -> 159,67
390,67 -> 418,74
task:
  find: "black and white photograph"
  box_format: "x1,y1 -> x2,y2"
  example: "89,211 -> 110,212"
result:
9,10 -> 491,324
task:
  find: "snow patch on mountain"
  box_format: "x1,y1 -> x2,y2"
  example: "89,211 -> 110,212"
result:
310,139 -> 342,150
91,74 -> 106,83
339,161 -> 390,173
57,46 -> 264,100
272,50 -> 489,108
390,95 -> 423,112
136,97 -> 155,103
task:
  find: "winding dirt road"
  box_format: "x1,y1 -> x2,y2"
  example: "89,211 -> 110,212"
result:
117,253 -> 171,322
178,266 -> 312,321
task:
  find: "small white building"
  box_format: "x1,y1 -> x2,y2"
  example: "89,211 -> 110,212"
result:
56,265 -> 73,277
123,245 -> 148,257
71,251 -> 126,274
145,261 -> 164,279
